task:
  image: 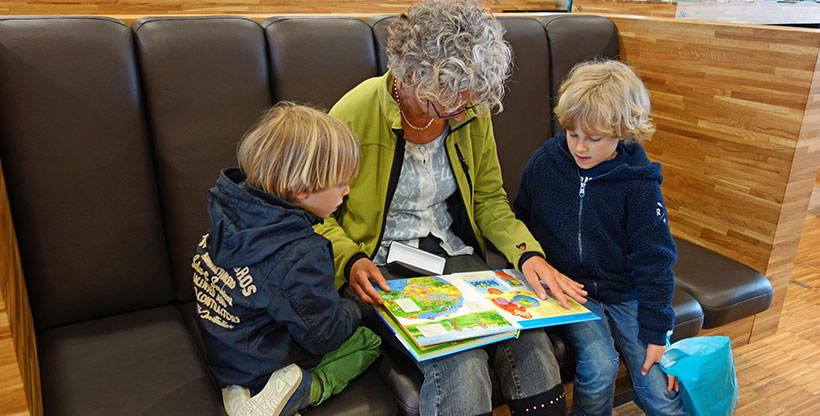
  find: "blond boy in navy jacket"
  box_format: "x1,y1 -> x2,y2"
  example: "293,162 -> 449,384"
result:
515,60 -> 685,416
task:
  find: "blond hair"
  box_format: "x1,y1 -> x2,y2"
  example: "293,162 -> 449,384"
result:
555,60 -> 655,143
237,101 -> 359,201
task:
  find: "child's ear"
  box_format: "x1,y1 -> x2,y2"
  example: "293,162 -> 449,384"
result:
292,191 -> 309,201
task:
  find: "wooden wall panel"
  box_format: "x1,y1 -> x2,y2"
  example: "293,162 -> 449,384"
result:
816,162 -> 820,187
700,316 -> 756,348
572,0 -> 676,18
0,157 -> 41,416
607,14 -> 820,342
572,0 -> 820,25
0,0 -> 563,16
752,51 -> 820,342
675,2 -> 820,25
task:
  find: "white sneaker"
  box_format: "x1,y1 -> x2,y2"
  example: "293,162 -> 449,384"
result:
223,363 -> 303,416
222,384 -> 251,415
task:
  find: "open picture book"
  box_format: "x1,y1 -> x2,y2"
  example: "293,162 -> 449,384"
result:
374,269 -> 599,361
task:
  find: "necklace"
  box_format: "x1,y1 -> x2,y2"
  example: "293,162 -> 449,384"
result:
393,78 -> 434,131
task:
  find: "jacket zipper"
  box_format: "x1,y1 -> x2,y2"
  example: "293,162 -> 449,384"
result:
574,165 -> 627,267
578,176 -> 589,263
454,144 -> 473,193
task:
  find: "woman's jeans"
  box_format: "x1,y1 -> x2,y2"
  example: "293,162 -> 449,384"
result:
563,297 -> 685,416
417,328 -> 564,416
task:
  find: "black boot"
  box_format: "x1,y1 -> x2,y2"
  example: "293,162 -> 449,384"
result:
507,384 -> 568,416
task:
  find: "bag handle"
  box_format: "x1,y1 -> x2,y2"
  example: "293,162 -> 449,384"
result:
660,346 -> 689,369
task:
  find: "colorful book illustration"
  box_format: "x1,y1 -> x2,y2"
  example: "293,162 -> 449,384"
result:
379,275 -> 518,347
374,269 -> 599,361
377,307 -> 519,363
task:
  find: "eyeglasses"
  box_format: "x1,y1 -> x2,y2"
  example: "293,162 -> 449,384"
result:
428,100 -> 477,119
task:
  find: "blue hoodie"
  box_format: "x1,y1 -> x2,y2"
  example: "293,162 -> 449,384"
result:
193,168 -> 360,392
514,135 -> 676,345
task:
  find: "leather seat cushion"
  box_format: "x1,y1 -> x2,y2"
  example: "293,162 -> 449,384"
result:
673,237 -> 773,328
303,369 -> 398,416
374,348 -> 423,416
37,306 -> 224,416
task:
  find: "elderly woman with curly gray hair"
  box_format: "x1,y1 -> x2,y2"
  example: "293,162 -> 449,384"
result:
317,1 -> 587,415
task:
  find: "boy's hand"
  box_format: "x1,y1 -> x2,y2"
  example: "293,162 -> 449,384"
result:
642,343 -> 679,392
521,256 -> 587,308
349,258 -> 390,306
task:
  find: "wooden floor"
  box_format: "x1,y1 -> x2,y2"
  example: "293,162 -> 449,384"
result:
496,175 -> 820,416
614,178 -> 820,415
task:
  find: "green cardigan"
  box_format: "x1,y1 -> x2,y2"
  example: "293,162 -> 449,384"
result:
318,72 -> 544,289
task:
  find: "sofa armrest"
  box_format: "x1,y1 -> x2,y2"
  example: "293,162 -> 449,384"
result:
673,237 -> 773,329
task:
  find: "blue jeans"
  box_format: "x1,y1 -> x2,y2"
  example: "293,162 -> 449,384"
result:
417,329 -> 564,416
563,297 -> 685,416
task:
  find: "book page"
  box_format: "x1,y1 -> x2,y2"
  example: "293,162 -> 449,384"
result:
374,307 -> 518,362
454,270 -> 598,329
374,269 -> 598,359
380,275 -> 519,347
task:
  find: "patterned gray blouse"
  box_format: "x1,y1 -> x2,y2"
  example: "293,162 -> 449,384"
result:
372,127 -> 474,265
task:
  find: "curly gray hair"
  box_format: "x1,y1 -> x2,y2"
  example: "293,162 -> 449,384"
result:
386,0 -> 512,114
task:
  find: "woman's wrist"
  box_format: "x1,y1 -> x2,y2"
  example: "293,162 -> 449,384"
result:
344,252 -> 369,280
517,251 -> 544,271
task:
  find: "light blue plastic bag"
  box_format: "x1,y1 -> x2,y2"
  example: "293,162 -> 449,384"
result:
660,336 -> 739,416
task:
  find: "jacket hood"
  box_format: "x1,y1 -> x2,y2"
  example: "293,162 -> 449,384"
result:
205,168 -> 321,268
551,134 -> 663,184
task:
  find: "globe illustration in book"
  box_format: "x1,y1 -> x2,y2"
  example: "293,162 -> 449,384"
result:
381,276 -> 517,347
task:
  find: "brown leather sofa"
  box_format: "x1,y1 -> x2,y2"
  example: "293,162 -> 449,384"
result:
0,13 -> 772,416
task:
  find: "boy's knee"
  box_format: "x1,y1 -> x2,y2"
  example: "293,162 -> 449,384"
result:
578,356 -> 619,385
353,326 -> 381,348
602,357 -> 620,382
356,327 -> 381,363
344,326 -> 381,351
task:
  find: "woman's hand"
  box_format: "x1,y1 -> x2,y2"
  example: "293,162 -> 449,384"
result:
643,343 -> 679,392
349,257 -> 391,306
520,256 -> 587,308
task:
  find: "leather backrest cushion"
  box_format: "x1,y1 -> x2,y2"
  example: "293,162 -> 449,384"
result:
0,17 -> 173,329
263,16 -> 380,109
365,15 -> 393,76
537,14 -> 619,135
133,16 -> 273,302
494,17 -> 552,202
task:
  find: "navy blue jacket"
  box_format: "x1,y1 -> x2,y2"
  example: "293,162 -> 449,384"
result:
514,135 -> 676,345
193,168 -> 360,392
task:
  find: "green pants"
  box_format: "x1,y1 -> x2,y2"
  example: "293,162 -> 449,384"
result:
309,326 -> 381,406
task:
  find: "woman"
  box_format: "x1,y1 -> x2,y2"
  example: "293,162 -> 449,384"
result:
317,1 -> 587,415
